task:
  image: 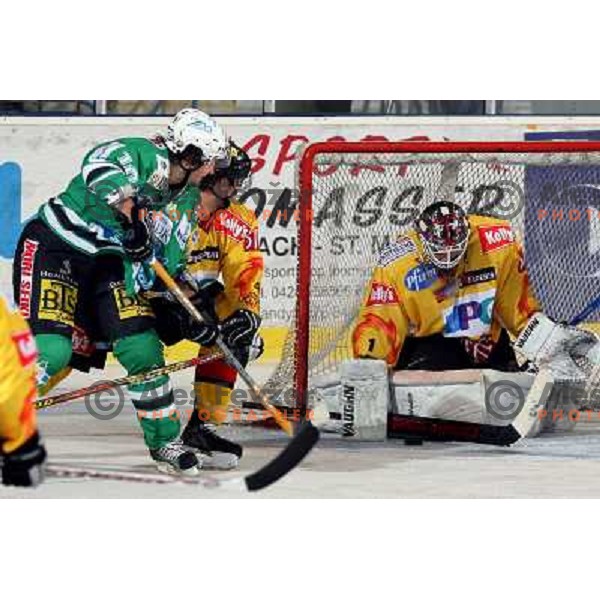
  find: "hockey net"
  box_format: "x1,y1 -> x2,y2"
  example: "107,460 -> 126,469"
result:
261,141 -> 600,415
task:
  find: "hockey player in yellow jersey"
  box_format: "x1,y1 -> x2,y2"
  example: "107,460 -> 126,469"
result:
0,296 -> 47,487
152,142 -> 263,469
353,201 -> 597,379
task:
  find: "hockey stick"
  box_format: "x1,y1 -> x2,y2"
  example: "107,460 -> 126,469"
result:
238,370 -> 550,446
35,351 -> 224,410
46,419 -> 319,492
508,369 -> 554,439
386,370 -> 553,445
150,259 -> 294,436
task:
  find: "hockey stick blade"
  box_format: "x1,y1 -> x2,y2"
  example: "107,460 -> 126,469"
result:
46,422 -> 320,492
244,421 -> 320,491
387,414 -> 521,446
387,370 -> 552,446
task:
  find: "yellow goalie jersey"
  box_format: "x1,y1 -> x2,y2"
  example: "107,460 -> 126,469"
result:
0,295 -> 38,455
352,214 -> 541,365
186,204 -> 263,319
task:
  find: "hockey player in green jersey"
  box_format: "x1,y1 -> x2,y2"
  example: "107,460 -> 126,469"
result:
12,108 -> 227,474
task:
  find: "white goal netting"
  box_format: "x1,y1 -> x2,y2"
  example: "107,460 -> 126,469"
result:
261,142 -> 600,411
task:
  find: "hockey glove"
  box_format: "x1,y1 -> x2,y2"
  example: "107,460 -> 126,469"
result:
514,313 -> 594,381
226,333 -> 264,366
189,279 -> 224,323
153,301 -> 218,347
121,204 -> 153,262
171,278 -> 222,346
188,319 -> 219,347
2,432 -> 47,487
246,332 -> 265,362
220,309 -> 262,349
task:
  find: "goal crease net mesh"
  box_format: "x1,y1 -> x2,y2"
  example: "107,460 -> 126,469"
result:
259,142 -> 600,412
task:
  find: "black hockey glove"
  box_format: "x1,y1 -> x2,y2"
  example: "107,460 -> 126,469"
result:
189,279 -> 224,323
2,432 -> 47,487
228,333 -> 265,367
152,301 -> 219,347
151,278 -> 223,347
220,309 -> 262,351
188,319 -> 219,347
121,204 -> 153,262
186,280 -> 224,347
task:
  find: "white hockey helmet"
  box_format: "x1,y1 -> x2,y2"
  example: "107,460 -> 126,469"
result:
165,108 -> 228,167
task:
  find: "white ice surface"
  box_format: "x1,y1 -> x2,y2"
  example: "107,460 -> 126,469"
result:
4,363 -> 600,498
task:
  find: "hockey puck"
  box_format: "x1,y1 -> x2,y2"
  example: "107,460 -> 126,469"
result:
404,436 -> 424,446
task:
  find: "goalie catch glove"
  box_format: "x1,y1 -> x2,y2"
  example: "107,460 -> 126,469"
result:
121,203 -> 153,262
1,432 -> 47,487
514,313 -> 598,381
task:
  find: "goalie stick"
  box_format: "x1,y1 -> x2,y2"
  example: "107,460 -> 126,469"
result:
240,371 -> 552,446
45,420 -> 319,492
387,370 -> 553,445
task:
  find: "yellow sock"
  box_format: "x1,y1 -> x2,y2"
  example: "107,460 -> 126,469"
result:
194,380 -> 233,425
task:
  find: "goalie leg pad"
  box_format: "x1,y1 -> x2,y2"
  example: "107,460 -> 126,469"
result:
339,360 -> 389,441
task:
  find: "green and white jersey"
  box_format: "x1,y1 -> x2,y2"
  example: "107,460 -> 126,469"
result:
38,137 -> 193,256
126,194 -> 200,294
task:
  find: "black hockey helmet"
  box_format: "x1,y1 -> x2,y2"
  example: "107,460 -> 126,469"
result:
415,201 -> 470,270
200,141 -> 252,200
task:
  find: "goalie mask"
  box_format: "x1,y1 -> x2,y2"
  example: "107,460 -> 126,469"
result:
415,201 -> 470,270
200,141 -> 252,203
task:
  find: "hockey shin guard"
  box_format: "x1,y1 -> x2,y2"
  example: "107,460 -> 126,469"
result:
113,330 -> 180,449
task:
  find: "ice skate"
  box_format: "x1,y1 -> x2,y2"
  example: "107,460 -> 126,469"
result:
149,439 -> 201,475
182,417 -> 242,470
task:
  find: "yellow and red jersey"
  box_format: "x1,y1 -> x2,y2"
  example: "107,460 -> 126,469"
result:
0,295 -> 38,454
186,203 -> 264,320
352,214 -> 541,366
